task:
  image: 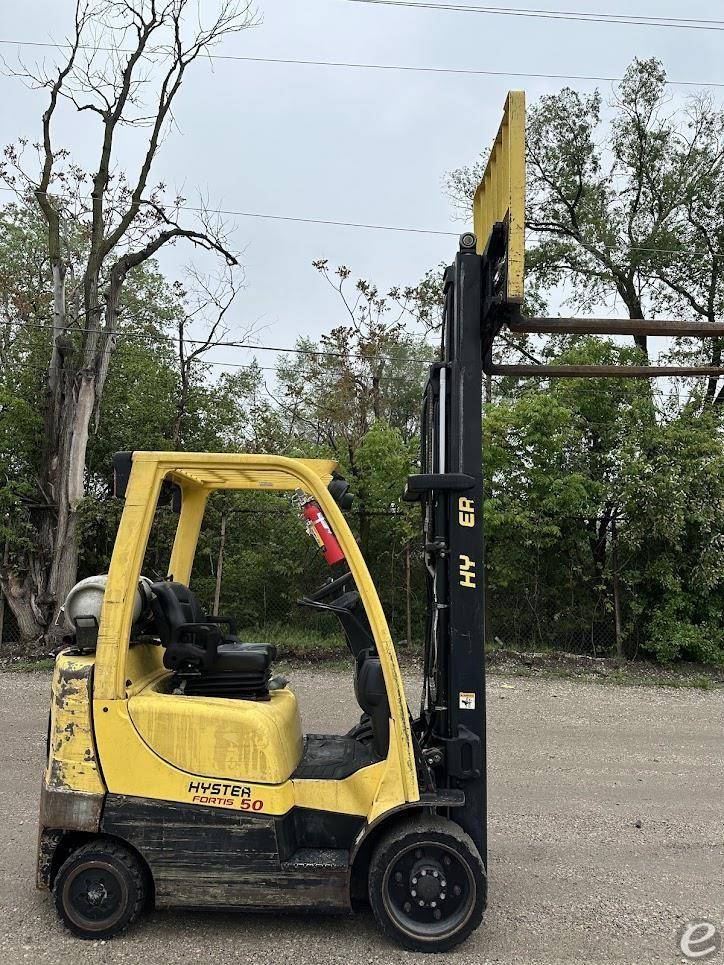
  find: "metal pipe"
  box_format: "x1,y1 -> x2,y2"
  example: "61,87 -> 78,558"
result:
438,366 -> 446,473
510,317 -> 724,337
488,364 -> 724,379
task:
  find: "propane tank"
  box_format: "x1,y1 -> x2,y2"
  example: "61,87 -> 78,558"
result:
301,499 -> 346,566
62,574 -> 153,630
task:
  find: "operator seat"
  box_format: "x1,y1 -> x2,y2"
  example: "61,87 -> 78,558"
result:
149,581 -> 277,700
353,648 -> 390,757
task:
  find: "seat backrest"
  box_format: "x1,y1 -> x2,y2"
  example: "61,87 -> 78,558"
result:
150,581 -> 216,670
353,648 -> 390,758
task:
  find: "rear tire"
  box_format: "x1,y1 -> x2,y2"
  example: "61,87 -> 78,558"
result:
54,838 -> 147,939
368,815 -> 486,952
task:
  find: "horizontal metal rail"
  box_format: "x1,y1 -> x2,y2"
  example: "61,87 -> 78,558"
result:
511,317 -> 724,338
489,364 -> 724,379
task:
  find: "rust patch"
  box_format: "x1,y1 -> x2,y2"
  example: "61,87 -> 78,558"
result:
39,782 -> 104,832
36,828 -> 64,890
37,781 -> 105,888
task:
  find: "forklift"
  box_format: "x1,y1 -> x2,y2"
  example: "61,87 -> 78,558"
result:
37,92 -> 724,951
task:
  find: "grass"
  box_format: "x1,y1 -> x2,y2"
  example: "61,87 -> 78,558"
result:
239,624 -> 347,660
2,657 -> 55,673
487,661 -> 722,691
2,631 -> 722,690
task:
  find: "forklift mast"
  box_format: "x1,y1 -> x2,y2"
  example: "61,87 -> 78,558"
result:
409,89 -> 724,868
411,226 -> 518,860
419,236 -> 487,859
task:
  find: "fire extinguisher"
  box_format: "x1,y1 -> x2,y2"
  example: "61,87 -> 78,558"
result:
300,497 -> 346,566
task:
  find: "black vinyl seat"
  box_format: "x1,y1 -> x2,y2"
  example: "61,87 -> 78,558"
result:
353,648 -> 390,757
149,581 -> 277,699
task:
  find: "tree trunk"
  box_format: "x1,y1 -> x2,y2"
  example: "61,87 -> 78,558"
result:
0,261 -> 109,644
0,569 -> 46,641
621,289 -> 648,358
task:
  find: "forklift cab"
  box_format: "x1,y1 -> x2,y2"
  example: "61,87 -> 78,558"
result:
39,451 -> 487,951
94,452 -> 404,797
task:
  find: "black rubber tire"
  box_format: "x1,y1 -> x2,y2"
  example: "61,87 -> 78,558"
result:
53,838 -> 147,939
368,815 -> 487,953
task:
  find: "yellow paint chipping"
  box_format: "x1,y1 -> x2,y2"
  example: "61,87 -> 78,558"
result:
47,653 -> 105,795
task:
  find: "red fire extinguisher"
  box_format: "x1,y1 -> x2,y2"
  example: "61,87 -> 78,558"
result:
301,498 -> 345,566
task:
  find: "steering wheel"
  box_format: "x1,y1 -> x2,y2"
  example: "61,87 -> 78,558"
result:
298,570 -> 373,657
306,570 -> 354,604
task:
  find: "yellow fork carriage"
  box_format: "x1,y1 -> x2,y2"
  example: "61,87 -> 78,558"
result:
38,92 -> 724,952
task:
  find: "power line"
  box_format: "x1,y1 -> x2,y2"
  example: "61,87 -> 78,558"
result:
0,37 -> 721,90
339,1 -> 724,32
2,317 -> 716,398
3,316 -> 437,364
0,185 -> 455,238
1,187 -> 723,259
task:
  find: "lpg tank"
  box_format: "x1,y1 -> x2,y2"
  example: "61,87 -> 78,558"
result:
62,574 -> 152,630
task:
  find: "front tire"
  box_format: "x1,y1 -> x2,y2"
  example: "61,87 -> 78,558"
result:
368,815 -> 486,952
54,838 -> 147,939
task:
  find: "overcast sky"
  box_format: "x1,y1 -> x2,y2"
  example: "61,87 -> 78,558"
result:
0,1 -> 721,371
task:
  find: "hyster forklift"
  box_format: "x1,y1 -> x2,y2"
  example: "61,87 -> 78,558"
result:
37,92 -> 724,951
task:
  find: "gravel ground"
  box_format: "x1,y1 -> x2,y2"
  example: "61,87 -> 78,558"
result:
0,668 -> 722,965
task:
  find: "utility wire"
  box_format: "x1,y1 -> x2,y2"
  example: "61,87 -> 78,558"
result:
1,187 -> 723,259
0,37 -> 721,89
0,185 -> 455,238
2,317 -> 714,399
2,317 -> 438,364
339,1 -> 724,32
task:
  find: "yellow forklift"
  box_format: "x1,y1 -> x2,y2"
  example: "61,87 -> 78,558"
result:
36,93 -> 724,951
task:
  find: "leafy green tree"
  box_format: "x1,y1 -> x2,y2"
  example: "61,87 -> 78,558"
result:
484,338 -> 723,663
446,58 -> 724,371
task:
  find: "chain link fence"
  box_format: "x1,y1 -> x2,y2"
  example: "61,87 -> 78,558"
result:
0,598 -> 21,650
0,492 -> 618,660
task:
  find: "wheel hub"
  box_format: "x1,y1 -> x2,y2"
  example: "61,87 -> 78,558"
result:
410,861 -> 447,908
85,881 -> 109,906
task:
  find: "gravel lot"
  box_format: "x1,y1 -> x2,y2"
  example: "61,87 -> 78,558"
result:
1,667 -> 722,964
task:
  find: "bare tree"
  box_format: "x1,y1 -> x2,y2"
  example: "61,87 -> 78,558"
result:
170,264 -> 257,447
0,1 -> 256,642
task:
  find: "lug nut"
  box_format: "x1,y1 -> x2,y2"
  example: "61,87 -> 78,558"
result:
421,870 -> 427,877
441,879 -> 447,888
412,876 -> 418,885
419,900 -> 425,907
440,893 -> 446,900
432,870 -> 439,878
431,901 -> 437,908
411,889 -> 417,897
